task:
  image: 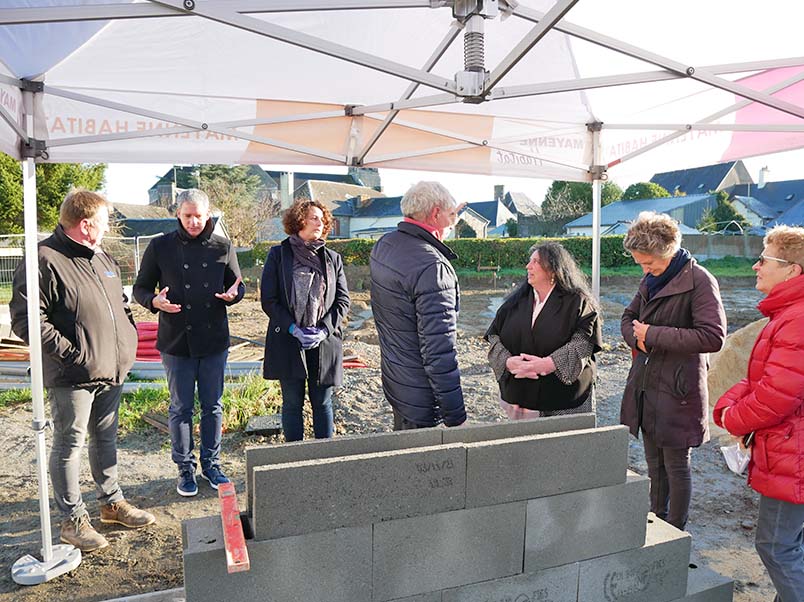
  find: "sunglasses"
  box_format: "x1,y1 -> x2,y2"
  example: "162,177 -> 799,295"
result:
757,254 -> 793,266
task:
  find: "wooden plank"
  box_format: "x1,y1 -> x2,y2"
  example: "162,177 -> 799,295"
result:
218,482 -> 250,573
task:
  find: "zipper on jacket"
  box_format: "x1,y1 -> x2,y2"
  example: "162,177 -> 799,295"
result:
91,259 -> 121,383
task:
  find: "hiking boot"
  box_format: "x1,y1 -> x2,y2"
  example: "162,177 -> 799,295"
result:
100,500 -> 156,529
200,466 -> 230,490
177,470 -> 198,497
60,513 -> 109,553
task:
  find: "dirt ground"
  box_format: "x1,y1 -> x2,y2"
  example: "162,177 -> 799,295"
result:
0,274 -> 774,601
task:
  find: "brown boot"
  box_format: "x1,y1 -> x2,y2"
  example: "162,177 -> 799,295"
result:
100,500 -> 156,529
60,514 -> 109,553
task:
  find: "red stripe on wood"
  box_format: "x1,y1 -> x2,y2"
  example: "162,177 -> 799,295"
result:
218,482 -> 250,573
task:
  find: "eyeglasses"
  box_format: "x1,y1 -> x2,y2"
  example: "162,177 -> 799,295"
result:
757,254 -> 793,266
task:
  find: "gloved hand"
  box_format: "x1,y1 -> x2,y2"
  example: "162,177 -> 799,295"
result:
289,324 -> 328,349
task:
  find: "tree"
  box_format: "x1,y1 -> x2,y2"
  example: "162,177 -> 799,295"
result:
0,152 -> 106,234
697,191 -> 750,233
202,174 -> 279,247
539,180 -> 622,235
621,182 -> 671,201
454,219 -> 477,238
504,218 -> 518,238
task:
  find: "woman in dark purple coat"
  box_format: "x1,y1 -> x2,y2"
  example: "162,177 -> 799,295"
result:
620,211 -> 726,530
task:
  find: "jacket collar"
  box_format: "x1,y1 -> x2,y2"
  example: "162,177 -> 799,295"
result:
639,257 -> 698,302
53,224 -> 96,260
397,221 -> 458,261
176,217 -> 213,242
758,275 -> 804,318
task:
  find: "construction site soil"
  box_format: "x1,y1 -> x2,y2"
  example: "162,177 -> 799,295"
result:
0,274 -> 774,601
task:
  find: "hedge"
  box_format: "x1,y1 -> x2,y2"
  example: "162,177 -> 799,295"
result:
237,235 -> 633,270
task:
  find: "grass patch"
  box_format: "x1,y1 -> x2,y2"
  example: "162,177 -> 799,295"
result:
0,282 -> 11,304
0,388 -> 31,409
119,372 -> 282,434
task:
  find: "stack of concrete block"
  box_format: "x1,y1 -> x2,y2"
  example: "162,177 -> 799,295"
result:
182,414 -> 734,602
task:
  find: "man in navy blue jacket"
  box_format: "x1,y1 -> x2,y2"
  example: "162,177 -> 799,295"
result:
370,181 -> 466,429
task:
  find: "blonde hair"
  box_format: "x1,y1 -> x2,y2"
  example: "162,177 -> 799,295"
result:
623,211 -> 682,258
764,225 -> 804,268
59,189 -> 108,229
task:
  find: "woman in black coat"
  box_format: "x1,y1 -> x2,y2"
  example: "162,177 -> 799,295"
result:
486,242 -> 602,419
261,200 -> 350,441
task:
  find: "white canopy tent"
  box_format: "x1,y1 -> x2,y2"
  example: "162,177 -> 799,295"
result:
2,0 -> 804,585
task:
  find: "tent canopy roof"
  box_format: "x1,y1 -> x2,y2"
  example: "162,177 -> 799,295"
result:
1,0 -> 803,183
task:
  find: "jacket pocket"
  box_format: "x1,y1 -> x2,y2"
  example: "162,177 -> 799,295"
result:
765,423 -> 796,474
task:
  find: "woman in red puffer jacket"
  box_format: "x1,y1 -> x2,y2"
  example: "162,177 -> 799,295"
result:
714,225 -> 804,602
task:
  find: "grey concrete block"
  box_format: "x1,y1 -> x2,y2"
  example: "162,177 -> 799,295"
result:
182,516 -> 372,602
442,563 -> 579,602
465,425 -> 629,508
245,428 -> 442,511
524,471 -> 649,572
442,413 -> 596,444
388,594 -> 442,602
253,444 -> 466,540
372,502 -> 526,601
578,514 -> 691,602
670,565 -> 734,602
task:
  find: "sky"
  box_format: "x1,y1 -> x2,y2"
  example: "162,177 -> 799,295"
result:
103,149 -> 804,208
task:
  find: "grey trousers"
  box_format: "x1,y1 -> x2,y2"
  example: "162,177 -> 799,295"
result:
48,385 -> 125,519
756,494 -> 804,602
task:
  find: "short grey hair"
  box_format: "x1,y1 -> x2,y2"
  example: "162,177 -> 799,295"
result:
623,211 -> 682,258
176,188 -> 210,211
400,181 -> 456,219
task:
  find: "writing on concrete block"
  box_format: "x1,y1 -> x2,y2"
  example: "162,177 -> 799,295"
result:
602,559 -> 667,601
415,458 -> 457,489
485,588 -> 553,602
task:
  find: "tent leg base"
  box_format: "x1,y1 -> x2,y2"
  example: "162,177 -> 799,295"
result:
11,544 -> 82,585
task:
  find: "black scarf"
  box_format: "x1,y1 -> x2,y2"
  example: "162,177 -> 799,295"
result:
645,248 -> 691,300
289,234 -> 325,273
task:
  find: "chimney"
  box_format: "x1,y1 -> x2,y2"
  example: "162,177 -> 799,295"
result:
494,184 -> 504,202
758,166 -> 769,189
279,172 -> 294,209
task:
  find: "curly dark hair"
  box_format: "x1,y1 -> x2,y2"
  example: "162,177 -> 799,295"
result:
282,199 -> 333,238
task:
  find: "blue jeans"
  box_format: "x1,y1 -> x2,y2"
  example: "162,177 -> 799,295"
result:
278,349 -> 333,442
162,350 -> 227,472
756,494 -> 804,602
48,385 -> 125,519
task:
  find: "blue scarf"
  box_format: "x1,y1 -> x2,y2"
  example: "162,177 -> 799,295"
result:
645,248 -> 691,300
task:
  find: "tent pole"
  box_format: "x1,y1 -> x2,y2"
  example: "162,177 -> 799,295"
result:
589,123 -> 603,301
11,88 -> 81,587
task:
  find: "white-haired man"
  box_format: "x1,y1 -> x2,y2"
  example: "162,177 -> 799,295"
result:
134,189 -> 245,497
370,181 -> 466,429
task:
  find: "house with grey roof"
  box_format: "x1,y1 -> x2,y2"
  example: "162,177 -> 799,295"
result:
725,179 -> 804,228
466,199 -> 515,238
650,160 -> 752,196
564,194 -> 716,236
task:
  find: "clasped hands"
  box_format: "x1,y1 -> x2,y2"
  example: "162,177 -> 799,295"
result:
152,277 -> 242,313
289,323 -> 328,349
505,353 -> 555,380
632,319 -> 649,353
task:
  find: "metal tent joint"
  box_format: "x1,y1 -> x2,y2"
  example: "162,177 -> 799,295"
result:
586,121 -> 603,132
21,138 -> 48,159
451,0 -> 499,19
182,0 -> 195,11
589,164 -> 608,180
20,79 -> 43,93
31,418 -> 51,434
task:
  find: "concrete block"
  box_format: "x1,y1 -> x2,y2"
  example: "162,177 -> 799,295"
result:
388,594 -> 442,602
373,502 -> 527,601
182,516 -> 372,602
578,514 -> 691,602
245,428 -> 442,511
524,471 -> 649,571
442,563 -> 579,602
442,413 -> 596,444
670,565 -> 733,602
253,444 -> 466,540
465,425 -> 628,508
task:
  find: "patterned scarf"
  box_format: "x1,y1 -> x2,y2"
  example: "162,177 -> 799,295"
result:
288,234 -> 326,327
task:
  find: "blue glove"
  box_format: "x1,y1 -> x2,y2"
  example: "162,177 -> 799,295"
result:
289,324 -> 328,349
